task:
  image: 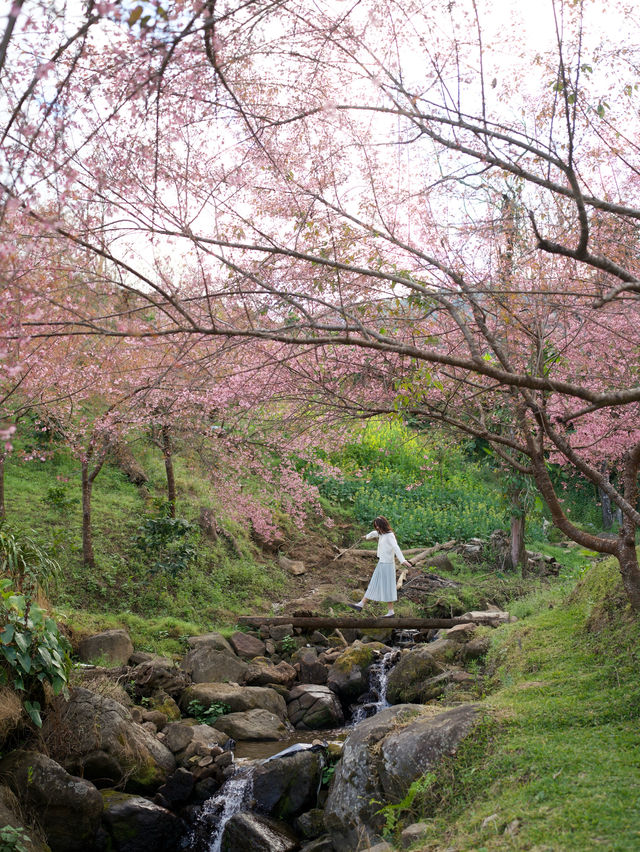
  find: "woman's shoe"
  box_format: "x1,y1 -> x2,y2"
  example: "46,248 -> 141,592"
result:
346,603 -> 363,612
382,611 -> 395,618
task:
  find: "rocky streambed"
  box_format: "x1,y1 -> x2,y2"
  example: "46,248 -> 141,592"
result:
0,611 -> 509,851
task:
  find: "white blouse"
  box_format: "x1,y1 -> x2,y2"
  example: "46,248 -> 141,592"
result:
365,530 -> 406,564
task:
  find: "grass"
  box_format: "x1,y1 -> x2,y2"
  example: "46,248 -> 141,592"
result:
2,435 -> 290,632
395,558 -> 640,851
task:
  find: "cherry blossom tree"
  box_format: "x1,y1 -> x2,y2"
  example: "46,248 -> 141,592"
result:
4,1 -> 640,604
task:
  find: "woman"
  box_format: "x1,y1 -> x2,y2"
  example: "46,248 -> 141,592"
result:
347,516 -> 412,618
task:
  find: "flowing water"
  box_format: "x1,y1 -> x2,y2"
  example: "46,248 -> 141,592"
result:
186,766 -> 254,852
350,649 -> 401,724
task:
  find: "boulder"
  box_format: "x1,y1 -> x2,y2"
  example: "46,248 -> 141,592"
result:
299,838 -> 336,852
42,688 -> 175,792
287,684 -> 344,730
244,658 -> 297,688
154,767 -> 194,809
294,808 -> 326,840
0,750 -> 102,852
461,636 -> 491,661
377,704 -> 480,800
77,629 -> 133,666
221,811 -> 299,852
269,624 -> 294,641
400,821 -> 430,848
162,721 -> 228,761
214,708 -> 292,741
145,690 -> 181,721
293,648 -> 329,685
422,638 -> 457,665
181,683 -> 287,720
324,704 -> 479,851
445,623 -> 477,642
182,646 -> 249,684
252,749 -> 323,819
385,646 -> 443,704
327,641 -> 387,702
129,659 -> 190,699
229,632 -> 266,660
102,790 -> 184,852
186,632 -> 234,653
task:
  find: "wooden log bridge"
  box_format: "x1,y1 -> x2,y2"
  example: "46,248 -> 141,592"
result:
237,613 -> 508,630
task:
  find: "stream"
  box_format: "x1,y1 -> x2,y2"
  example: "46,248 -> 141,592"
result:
183,636 -> 420,851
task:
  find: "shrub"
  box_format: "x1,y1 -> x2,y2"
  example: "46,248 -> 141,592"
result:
0,526 -> 62,596
135,516 -> 197,578
0,580 -> 72,726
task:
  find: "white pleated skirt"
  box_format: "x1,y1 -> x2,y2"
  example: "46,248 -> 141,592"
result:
365,561 -> 397,602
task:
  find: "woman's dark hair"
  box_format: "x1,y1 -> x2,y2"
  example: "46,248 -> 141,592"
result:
373,516 -> 392,534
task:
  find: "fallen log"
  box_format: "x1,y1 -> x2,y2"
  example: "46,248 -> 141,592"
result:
237,613 -> 508,630
332,541 -> 457,560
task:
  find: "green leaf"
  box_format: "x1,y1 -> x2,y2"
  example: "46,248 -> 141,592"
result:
0,623 -> 15,644
38,646 -> 53,667
17,650 -> 31,674
1,645 -> 17,664
24,700 -> 42,728
14,631 -> 29,653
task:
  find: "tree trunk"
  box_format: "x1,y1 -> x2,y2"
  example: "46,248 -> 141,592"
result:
598,463 -> 614,530
0,453 -> 5,522
510,513 -> 528,573
81,461 -> 94,567
161,426 -> 176,518
616,540 -> 640,611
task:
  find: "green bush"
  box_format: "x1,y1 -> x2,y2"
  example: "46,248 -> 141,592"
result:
0,526 -> 62,596
0,580 -> 72,726
135,516 -> 197,578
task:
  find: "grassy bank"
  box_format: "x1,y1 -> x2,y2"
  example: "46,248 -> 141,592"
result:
400,558 -> 640,851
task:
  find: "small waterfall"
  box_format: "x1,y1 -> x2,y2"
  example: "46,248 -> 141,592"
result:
351,649 -> 401,723
186,766 -> 254,852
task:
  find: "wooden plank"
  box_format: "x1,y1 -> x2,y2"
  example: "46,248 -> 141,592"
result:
237,615 -> 492,629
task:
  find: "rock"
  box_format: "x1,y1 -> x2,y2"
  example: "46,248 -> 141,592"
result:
181,683 -> 288,719
229,632 -> 266,660
445,623 -> 477,642
423,638 -> 457,665
244,658 -> 297,688
252,749 -> 323,819
186,632 -> 234,653
42,688 -> 175,792
77,629 -> 133,666
377,705 -> 480,800
269,624 -> 294,641
324,704 -> 479,851
310,631 -> 329,646
154,767 -> 194,809
163,721 -> 228,760
221,811 -> 299,852
361,844 -> 393,852
461,610 -> 510,625
386,646 -> 443,704
294,808 -> 326,839
293,648 -> 329,685
129,659 -> 190,699
400,821 -> 430,848
182,646 -> 249,684
146,690 -> 181,721
214,708 -> 293,741
141,709 -> 169,730
461,636 -> 491,661
278,554 -> 306,576
102,790 -> 184,852
287,684 -> 344,729
327,641 -> 387,702
0,750 -> 102,851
